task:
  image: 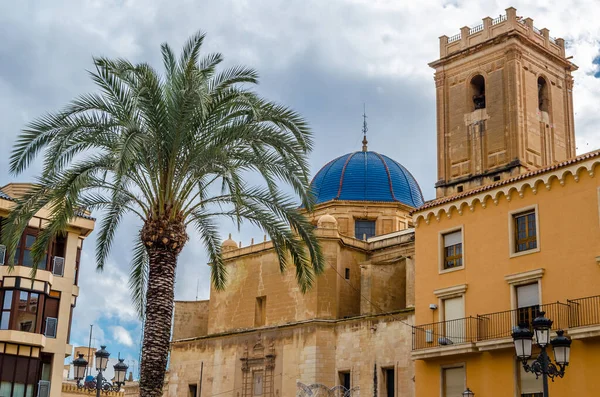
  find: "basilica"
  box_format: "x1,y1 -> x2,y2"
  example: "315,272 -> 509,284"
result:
165,135 -> 421,396
165,7 -> 600,397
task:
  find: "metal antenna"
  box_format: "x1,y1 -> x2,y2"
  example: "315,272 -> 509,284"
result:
362,104 -> 368,152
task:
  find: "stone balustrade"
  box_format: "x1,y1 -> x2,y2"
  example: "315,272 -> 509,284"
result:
438,7 -> 565,58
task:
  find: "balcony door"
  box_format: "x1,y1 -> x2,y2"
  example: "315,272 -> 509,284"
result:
516,283 -> 540,328
443,296 -> 465,344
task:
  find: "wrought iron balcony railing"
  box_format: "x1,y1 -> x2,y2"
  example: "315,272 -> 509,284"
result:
412,317 -> 479,350
476,302 -> 569,342
567,295 -> 600,328
413,299 -> 594,351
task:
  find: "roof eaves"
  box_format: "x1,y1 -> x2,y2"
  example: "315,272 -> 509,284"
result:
412,149 -> 600,213
0,191 -> 13,201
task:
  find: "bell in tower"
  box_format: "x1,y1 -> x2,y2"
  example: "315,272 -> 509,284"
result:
430,7 -> 577,198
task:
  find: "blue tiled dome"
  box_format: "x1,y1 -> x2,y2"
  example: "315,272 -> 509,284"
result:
310,151 -> 424,207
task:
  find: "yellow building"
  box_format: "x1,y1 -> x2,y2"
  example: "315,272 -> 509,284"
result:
166,144 -> 423,396
0,183 -> 95,397
412,7 -> 600,397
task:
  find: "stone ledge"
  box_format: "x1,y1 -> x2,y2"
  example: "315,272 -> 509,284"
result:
172,308 -> 415,344
475,337 -> 513,352
411,342 -> 478,360
567,325 -> 600,341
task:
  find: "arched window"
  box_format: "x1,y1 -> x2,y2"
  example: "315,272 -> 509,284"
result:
538,77 -> 549,112
470,75 -> 486,110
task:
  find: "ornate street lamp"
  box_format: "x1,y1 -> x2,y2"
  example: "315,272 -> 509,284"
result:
532,312 -> 553,347
95,345 -> 110,371
511,311 -> 572,397
73,354 -> 88,383
72,345 -> 128,395
113,358 -> 129,390
550,330 -> 572,366
512,325 -> 534,360
462,387 -> 475,397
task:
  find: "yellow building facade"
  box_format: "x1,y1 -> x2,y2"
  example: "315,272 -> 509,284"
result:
412,7 -> 600,397
0,183 -> 95,397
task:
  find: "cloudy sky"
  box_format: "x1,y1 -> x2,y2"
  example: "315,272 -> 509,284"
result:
1,0 -> 599,376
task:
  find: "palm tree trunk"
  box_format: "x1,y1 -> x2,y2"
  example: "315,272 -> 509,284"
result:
139,247 -> 177,397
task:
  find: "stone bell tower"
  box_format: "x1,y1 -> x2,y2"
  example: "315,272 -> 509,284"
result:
430,7 -> 577,198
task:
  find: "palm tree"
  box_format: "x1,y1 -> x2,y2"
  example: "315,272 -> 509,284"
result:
3,32 -> 324,397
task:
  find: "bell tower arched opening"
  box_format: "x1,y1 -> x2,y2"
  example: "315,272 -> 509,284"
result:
470,75 -> 486,110
538,76 -> 550,112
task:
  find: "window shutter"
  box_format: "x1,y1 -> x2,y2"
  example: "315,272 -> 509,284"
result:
519,362 -> 543,394
38,380 -> 51,397
0,245 -> 5,265
443,297 -> 464,321
45,317 -> 58,338
443,367 -> 465,397
517,284 -> 539,308
52,256 -> 65,276
444,231 -> 462,247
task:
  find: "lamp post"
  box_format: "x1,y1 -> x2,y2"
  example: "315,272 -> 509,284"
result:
511,311 -> 572,397
462,387 -> 474,397
72,345 -> 128,395
94,345 -> 110,397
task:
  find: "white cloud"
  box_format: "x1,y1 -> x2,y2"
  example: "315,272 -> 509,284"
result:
74,249 -> 138,326
111,326 -> 134,347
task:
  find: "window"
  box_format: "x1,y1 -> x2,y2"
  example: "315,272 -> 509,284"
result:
1,291 -> 12,330
514,211 -> 537,252
255,296 -> 266,327
188,384 -> 198,397
344,268 -> 350,280
355,220 -> 375,240
0,290 -> 45,333
519,360 -> 542,396
441,366 -> 465,397
537,77 -> 549,112
470,75 -> 485,110
12,229 -> 48,270
74,244 -> 82,285
516,283 -> 540,328
382,367 -> 395,397
16,291 -> 39,332
0,354 -> 40,397
253,371 -> 263,396
339,371 -> 351,389
457,185 -> 464,193
443,230 -> 463,270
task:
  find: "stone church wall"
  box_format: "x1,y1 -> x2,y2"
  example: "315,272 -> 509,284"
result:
166,310 -> 414,397
172,300 -> 210,340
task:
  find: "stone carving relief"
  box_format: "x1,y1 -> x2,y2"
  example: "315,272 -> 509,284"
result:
241,334 -> 276,397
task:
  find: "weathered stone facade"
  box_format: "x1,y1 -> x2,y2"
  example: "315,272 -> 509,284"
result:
167,200 -> 418,397
431,7 -> 577,197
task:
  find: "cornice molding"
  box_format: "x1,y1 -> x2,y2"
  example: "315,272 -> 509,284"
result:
504,268 -> 545,285
414,154 -> 599,227
434,283 -> 468,299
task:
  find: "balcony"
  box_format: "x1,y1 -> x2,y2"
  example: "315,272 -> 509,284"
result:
567,295 -> 600,340
411,317 -> 480,359
412,297 -> 598,360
